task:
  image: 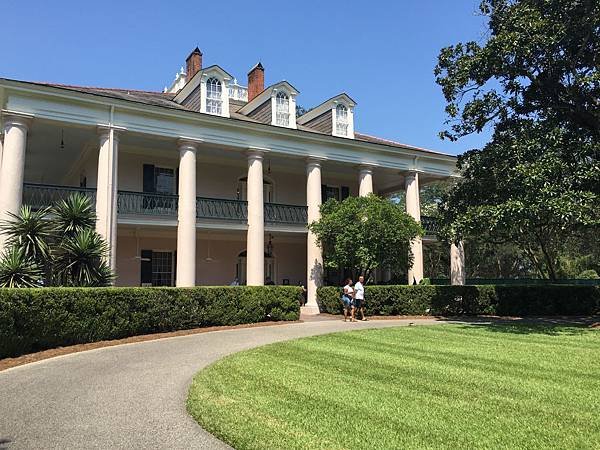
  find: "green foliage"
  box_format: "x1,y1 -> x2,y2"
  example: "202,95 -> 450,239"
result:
308,195 -> 422,280
435,0 -> 600,280
578,269 -> 599,280
317,284 -> 599,316
0,193 -> 114,287
0,286 -> 301,358
0,247 -> 43,288
51,193 -> 97,237
53,229 -> 114,287
1,205 -> 52,262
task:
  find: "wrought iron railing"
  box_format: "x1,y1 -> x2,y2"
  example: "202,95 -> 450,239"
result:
197,197 -> 248,222
421,215 -> 440,235
23,183 -> 97,210
117,191 -> 178,216
22,185 -> 309,226
264,202 -> 308,225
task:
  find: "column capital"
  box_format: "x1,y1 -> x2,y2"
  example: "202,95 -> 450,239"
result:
306,156 -> 327,167
358,163 -> 377,174
97,125 -> 126,141
177,138 -> 202,151
247,147 -> 268,160
1,110 -> 34,131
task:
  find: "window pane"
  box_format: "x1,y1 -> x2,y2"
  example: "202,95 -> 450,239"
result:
276,91 -> 290,126
152,251 -> 173,286
206,77 -> 223,115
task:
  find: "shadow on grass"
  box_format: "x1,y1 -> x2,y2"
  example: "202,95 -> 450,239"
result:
450,316 -> 599,336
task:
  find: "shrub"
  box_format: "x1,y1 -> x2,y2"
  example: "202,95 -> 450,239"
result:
0,286 -> 300,358
317,284 -> 600,317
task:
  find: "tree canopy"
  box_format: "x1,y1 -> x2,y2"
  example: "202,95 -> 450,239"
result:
435,0 -> 600,280
308,195 -> 423,282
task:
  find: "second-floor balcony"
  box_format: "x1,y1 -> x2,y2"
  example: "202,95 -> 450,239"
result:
22,183 -> 439,233
24,183 -> 308,226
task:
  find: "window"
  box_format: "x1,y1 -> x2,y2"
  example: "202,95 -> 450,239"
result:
154,167 -> 175,194
206,77 -> 222,115
335,104 -> 349,136
236,250 -> 276,285
237,177 -> 273,202
275,91 -> 290,126
151,251 -> 174,286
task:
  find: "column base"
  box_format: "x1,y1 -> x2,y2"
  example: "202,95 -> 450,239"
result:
300,305 -> 321,316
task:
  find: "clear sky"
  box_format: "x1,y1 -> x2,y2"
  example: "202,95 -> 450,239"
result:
1,0 -> 491,156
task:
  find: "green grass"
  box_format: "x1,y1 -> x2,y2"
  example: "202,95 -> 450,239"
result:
187,324 -> 600,449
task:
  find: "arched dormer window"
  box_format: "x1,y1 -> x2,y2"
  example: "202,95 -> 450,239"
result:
335,104 -> 349,136
206,77 -> 222,115
275,91 -> 290,126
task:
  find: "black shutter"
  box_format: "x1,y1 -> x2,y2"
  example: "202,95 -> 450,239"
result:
321,184 -> 327,204
175,168 -> 179,195
173,251 -> 177,287
140,250 -> 153,285
341,186 -> 350,200
143,164 -> 155,193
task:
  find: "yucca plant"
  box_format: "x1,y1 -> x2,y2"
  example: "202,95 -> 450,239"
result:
1,205 -> 52,262
0,193 -> 114,288
0,246 -> 42,287
53,228 -> 114,287
51,193 -> 96,238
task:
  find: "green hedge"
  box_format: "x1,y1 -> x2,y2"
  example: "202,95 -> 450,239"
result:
317,285 -> 600,317
0,286 -> 301,359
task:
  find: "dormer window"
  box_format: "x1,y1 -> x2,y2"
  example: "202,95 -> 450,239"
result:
206,77 -> 223,115
335,104 -> 349,136
275,91 -> 290,126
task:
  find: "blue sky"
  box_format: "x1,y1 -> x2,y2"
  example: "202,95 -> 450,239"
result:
1,0 -> 491,155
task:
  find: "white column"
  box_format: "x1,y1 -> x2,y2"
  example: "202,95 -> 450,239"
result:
176,140 -> 198,287
246,149 -> 265,286
450,241 -> 466,285
358,165 -> 374,197
95,127 -> 119,274
0,114 -> 32,254
305,158 -> 324,313
405,171 -> 423,284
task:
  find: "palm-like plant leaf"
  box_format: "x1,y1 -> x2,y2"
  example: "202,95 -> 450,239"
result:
0,246 -> 43,288
0,205 -> 52,262
51,193 -> 96,238
54,228 -> 114,287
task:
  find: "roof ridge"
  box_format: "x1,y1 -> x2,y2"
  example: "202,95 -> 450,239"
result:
39,82 -> 171,95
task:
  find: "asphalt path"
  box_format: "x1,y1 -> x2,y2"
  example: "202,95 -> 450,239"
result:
0,317 -> 454,449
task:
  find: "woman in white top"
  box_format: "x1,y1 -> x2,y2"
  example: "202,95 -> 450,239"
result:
342,278 -> 357,322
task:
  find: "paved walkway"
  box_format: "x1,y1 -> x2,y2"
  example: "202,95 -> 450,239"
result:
0,317 -> 456,449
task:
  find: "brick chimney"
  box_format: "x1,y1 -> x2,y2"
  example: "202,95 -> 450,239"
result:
247,62 -> 264,102
186,47 -> 202,81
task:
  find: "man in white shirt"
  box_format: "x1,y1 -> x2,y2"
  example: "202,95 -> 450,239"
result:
354,275 -> 367,321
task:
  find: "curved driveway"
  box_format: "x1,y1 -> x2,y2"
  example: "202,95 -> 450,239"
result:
0,317 -> 451,449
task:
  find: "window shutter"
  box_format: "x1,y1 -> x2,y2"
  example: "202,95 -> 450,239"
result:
321,184 -> 327,204
175,168 -> 179,195
341,186 -> 350,200
143,164 -> 155,193
140,250 -> 153,285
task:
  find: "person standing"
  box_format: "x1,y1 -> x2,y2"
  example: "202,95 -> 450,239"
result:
342,278 -> 356,322
354,275 -> 367,321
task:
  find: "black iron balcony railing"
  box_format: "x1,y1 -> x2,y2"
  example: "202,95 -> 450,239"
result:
421,215 -> 440,235
23,183 -> 97,210
117,191 -> 178,217
265,202 -> 308,225
197,197 -> 248,222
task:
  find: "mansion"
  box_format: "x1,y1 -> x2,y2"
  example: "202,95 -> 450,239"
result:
0,47 -> 464,312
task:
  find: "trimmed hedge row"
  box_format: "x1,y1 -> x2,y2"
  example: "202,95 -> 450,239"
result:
0,286 -> 301,359
317,285 -> 600,317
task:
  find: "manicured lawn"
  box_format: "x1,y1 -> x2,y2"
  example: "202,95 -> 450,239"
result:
187,324 -> 600,449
